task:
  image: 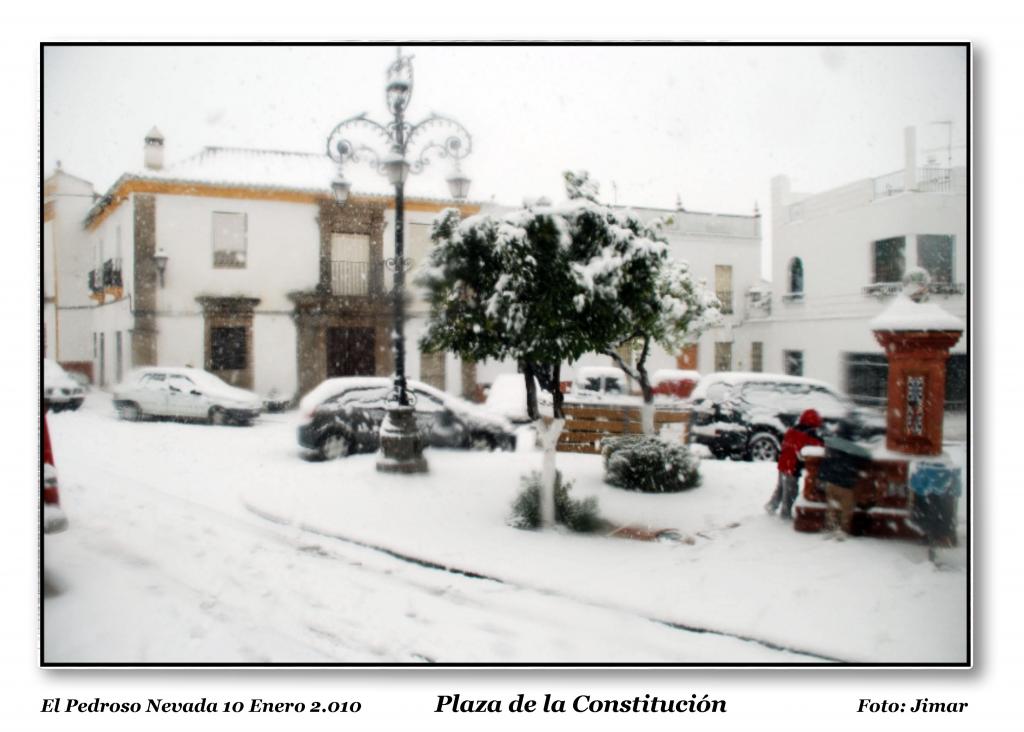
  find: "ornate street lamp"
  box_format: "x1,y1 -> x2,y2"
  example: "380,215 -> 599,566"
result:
326,49 -> 473,474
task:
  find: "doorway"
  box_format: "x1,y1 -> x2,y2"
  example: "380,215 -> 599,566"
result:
326,327 -> 375,377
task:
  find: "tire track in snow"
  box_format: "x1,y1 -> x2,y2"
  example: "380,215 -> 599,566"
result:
245,502 -> 842,663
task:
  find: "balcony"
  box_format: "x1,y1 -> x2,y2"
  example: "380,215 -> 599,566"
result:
88,258 -> 123,302
745,289 -> 772,318
862,281 -> 966,298
331,260 -> 388,297
102,258 -> 123,288
715,290 -> 733,315
872,167 -> 965,200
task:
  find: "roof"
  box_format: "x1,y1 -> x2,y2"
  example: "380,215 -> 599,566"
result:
86,146 -> 481,227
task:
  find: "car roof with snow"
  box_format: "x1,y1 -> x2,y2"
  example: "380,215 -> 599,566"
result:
652,369 -> 701,383
691,371 -> 839,399
118,366 -> 259,397
575,366 -> 626,381
300,377 -> 513,431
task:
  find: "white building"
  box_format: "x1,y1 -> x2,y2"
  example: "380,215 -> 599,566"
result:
84,131 -> 482,399
737,127 -> 968,409
473,202 -> 763,388
43,166 -> 97,378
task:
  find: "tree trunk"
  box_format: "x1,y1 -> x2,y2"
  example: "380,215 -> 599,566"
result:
531,361 -> 565,528
535,417 -> 565,528
551,362 -> 564,419
638,373 -> 655,436
606,338 -> 656,435
522,361 -> 539,421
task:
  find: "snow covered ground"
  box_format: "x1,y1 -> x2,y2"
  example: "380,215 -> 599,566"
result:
43,393 -> 968,664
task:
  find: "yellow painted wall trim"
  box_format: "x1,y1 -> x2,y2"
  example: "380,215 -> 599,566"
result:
87,177 -> 480,231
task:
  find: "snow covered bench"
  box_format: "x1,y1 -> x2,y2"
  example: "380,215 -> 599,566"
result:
553,404 -> 690,455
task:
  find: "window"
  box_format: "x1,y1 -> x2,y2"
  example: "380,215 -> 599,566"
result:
784,350 -> 803,376
845,353 -> 888,406
210,326 -> 247,371
141,372 -> 167,389
212,212 -> 247,268
751,342 -> 763,372
714,265 -> 733,314
330,233 -> 372,295
677,344 -> 698,371
714,342 -> 732,372
918,235 -> 954,283
788,257 -> 804,296
873,237 -> 905,283
946,353 -> 967,411
167,374 -> 196,391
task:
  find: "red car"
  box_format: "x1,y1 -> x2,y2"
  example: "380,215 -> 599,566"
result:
651,369 -> 701,400
42,414 -> 68,534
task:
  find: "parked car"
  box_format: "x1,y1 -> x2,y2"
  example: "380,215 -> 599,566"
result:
42,413 -> 68,534
298,377 -> 517,460
43,359 -> 85,412
573,366 -> 628,397
688,372 -> 885,462
651,369 -> 701,400
484,373 -> 535,423
113,367 -> 263,425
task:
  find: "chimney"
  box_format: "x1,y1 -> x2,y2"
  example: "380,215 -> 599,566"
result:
903,126 -> 917,192
144,127 -> 165,171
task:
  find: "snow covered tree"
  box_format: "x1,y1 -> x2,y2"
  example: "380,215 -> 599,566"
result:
420,183 -> 631,526
561,171 -> 721,434
419,170 -> 720,522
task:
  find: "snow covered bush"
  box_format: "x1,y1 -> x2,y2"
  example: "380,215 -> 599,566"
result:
602,435 -> 702,493
508,471 -> 603,533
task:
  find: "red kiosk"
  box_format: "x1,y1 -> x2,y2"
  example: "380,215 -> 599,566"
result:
794,288 -> 964,539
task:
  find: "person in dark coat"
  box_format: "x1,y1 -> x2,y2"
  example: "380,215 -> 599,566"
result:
766,409 -> 824,519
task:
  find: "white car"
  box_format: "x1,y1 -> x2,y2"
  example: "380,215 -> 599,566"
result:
113,367 -> 263,426
44,358 -> 86,412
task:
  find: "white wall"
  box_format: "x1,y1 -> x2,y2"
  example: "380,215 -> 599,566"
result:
154,195 -> 320,313
46,171 -> 98,364
154,316 -> 205,372
252,314 -> 297,398
732,171 -> 968,394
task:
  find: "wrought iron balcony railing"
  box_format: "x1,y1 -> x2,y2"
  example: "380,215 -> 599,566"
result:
863,281 -> 966,298
102,258 -> 122,288
330,259 -> 389,297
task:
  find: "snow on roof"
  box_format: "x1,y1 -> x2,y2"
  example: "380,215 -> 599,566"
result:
691,371 -> 836,398
87,145 -> 480,226
149,146 -> 383,195
869,294 -> 964,332
652,369 -> 701,383
575,365 -> 627,380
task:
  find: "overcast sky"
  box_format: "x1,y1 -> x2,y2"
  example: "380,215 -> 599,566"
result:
42,44 -> 967,269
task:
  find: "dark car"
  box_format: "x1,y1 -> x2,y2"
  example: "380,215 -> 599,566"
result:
297,377 -> 517,460
687,372 -> 885,462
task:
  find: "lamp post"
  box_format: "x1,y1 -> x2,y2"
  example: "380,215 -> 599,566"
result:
326,49 -> 473,474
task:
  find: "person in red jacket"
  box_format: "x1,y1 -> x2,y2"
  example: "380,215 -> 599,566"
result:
765,408 -> 824,519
